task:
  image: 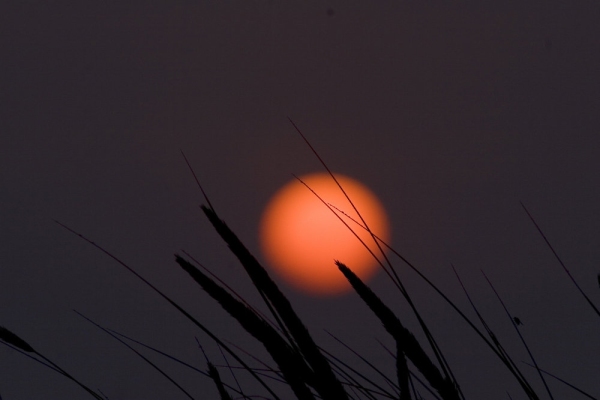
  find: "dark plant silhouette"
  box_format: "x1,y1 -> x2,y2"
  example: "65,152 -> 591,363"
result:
2,124 -> 599,399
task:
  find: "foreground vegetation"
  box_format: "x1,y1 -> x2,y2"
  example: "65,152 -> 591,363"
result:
2,125 -> 598,399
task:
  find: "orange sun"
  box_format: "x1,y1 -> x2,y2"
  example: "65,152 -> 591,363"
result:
259,172 -> 390,296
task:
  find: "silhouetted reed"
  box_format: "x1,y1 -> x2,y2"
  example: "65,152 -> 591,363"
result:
199,205 -> 348,400
175,254 -> 316,400
336,262 -> 459,400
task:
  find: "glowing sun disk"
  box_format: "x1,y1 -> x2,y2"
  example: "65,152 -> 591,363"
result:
259,172 -> 390,296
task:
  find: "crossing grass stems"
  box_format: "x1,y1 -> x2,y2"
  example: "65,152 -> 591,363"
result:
2,122 -> 599,400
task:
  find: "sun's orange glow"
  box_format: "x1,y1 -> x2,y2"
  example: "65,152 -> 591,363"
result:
259,172 -> 390,296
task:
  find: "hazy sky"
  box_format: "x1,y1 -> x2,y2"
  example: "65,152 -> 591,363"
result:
1,2 -> 599,399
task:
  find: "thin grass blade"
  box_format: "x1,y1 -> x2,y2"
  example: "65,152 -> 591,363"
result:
482,271 -> 554,400
521,202 -> 600,318
54,220 -> 281,400
450,264 -> 538,398
522,362 -> 598,400
75,311 -> 195,400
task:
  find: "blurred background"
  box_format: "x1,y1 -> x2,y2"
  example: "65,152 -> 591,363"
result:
1,2 -> 599,399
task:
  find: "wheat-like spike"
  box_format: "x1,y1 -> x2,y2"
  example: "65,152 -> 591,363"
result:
207,361 -> 234,400
176,255 -> 317,400
0,326 -> 35,353
396,342 -> 411,400
200,206 -> 348,400
337,261 -> 460,400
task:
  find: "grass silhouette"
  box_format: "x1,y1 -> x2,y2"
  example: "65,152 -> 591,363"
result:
1,122 -> 599,399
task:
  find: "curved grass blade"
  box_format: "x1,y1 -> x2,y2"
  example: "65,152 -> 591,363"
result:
521,202 -> 600,318
224,339 -> 284,381
109,329 -> 249,398
216,343 -> 245,399
318,345 -> 397,399
522,362 -> 598,400
287,118 -> 395,286
482,272 -> 554,400
287,119 -> 455,386
325,330 -> 401,395
181,150 -> 215,212
450,264 -> 538,399
0,340 -> 62,375
321,352 -> 389,400
75,311 -> 196,400
53,220 -> 281,400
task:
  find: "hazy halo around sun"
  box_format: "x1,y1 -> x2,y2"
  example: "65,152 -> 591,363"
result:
259,172 -> 391,296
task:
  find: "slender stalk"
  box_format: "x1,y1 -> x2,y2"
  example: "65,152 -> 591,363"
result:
75,311 -> 195,400
482,271 -> 553,400
521,202 -> 600,317
1,326 -> 103,399
450,264 -> 538,398
522,362 -> 598,400
53,220 -> 281,400
325,330 -> 401,395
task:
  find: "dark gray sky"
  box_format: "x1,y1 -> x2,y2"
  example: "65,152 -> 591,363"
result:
1,2 -> 599,399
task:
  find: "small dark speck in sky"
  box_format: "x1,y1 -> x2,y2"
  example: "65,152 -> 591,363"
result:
326,8 -> 335,17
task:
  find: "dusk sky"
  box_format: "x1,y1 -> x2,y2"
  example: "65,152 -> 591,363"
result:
1,2 -> 599,399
